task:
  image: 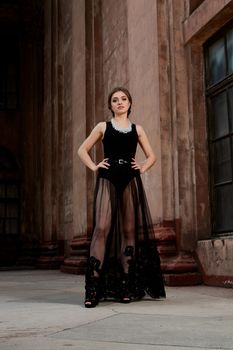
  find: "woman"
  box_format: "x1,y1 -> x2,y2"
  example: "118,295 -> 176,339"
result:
78,87 -> 166,308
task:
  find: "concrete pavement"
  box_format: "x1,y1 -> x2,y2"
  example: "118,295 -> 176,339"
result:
0,270 -> 232,350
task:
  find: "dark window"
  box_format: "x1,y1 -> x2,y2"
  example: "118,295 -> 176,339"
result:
0,148 -> 20,236
0,36 -> 19,111
227,28 -> 233,74
0,182 -> 20,235
205,23 -> 233,235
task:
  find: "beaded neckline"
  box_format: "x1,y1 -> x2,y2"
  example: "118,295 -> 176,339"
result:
110,118 -> 132,133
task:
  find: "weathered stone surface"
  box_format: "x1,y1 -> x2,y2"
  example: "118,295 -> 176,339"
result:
196,239 -> 233,288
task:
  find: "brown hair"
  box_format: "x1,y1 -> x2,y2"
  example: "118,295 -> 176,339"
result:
108,87 -> 132,117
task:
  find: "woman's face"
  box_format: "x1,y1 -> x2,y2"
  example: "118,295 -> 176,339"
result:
110,91 -> 131,116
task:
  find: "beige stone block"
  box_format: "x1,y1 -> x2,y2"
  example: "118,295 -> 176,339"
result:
197,239 -> 233,275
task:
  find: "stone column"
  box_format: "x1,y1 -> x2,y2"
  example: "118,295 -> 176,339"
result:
127,0 -> 162,221
61,0 -> 89,273
18,1 -> 45,265
37,0 -> 64,268
155,0 -> 202,285
126,0 -> 177,285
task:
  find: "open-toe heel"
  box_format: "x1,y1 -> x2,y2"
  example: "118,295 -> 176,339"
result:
120,296 -> 131,303
120,273 -> 131,303
84,276 -> 100,308
84,299 -> 98,308
84,256 -> 101,308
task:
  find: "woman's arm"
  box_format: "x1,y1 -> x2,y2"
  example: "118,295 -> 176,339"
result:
78,122 -> 109,172
131,125 -> 156,174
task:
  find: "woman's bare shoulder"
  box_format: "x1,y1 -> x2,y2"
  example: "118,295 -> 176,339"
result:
92,121 -> 107,135
135,124 -> 144,136
98,121 -> 107,130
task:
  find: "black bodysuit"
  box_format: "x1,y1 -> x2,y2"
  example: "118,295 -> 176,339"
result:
98,121 -> 139,192
86,120 -> 166,300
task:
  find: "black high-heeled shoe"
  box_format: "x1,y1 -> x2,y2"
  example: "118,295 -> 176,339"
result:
120,273 -> 131,303
84,256 -> 101,308
84,276 -> 100,308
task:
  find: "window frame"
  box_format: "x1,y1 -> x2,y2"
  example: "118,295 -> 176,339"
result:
204,21 -> 233,236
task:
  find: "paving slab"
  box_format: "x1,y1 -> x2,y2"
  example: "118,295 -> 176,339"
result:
51,313 -> 233,349
0,270 -> 233,350
0,337 -> 222,350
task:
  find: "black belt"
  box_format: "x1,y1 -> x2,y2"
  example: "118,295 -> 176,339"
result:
108,159 -> 130,165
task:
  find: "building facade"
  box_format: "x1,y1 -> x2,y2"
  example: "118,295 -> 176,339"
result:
0,0 -> 232,288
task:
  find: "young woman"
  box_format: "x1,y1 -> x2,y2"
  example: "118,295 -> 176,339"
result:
78,87 -> 166,307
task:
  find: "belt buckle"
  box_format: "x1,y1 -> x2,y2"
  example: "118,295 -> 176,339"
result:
118,159 -> 124,164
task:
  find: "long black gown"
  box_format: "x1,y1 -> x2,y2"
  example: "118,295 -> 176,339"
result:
86,120 -> 166,301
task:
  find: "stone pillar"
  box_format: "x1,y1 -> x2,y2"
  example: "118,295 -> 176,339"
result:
127,0 -> 162,221
155,0 -> 202,285
101,0 -> 129,112
18,1 -> 45,266
63,0 -> 131,274
61,0 -> 88,274
37,0 -> 64,268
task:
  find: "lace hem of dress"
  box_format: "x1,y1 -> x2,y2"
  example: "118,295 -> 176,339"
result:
85,241 -> 166,301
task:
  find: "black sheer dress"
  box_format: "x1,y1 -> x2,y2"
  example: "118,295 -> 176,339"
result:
86,120 -> 166,301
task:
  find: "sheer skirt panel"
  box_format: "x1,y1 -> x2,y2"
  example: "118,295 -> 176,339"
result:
86,173 -> 166,300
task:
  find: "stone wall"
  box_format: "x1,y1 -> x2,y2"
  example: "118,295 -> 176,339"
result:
196,239 -> 233,287
183,0 -> 233,286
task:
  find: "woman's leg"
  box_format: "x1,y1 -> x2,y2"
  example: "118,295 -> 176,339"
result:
89,179 -> 112,276
120,184 -> 135,273
119,184 -> 136,303
85,179 -> 113,307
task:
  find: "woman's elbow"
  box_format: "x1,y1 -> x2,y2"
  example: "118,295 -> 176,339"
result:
152,154 -> 156,165
77,145 -> 84,158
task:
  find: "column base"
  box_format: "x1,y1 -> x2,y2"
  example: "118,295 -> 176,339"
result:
16,241 -> 39,267
155,226 -> 203,286
61,235 -> 90,274
36,241 -> 64,269
164,272 -> 203,286
162,251 -> 203,286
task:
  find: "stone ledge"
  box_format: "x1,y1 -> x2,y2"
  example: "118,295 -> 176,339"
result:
183,0 -> 233,44
164,272 -> 203,286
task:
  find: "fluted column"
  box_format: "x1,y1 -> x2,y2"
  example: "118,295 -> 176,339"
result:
61,0 -> 89,273
37,0 -> 64,268
155,0 -> 202,285
18,1 -> 44,266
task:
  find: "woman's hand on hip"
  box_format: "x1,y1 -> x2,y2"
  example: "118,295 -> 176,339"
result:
131,158 -> 141,172
94,158 -> 110,171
